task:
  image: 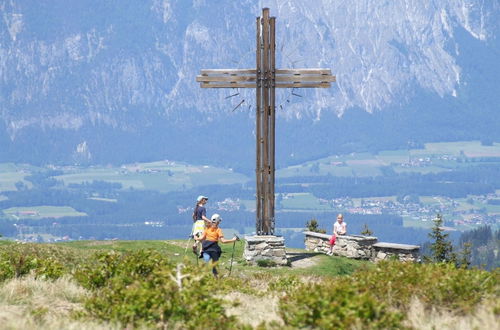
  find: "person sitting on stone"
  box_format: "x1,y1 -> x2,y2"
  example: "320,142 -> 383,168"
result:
328,213 -> 347,255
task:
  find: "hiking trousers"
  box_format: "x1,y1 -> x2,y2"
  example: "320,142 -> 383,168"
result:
202,251 -> 220,276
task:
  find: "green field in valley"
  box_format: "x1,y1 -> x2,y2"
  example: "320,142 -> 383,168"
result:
0,163 -> 34,193
417,141 -> 500,157
280,192 -> 332,210
2,140 -> 499,193
277,140 -> 500,178
54,161 -> 249,192
2,206 -> 87,220
1,140 -> 499,233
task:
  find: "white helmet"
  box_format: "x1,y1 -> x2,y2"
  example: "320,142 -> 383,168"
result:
210,213 -> 222,223
197,195 -> 208,202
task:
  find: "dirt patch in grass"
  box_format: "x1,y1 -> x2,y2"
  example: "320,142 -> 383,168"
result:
224,292 -> 283,327
288,252 -> 321,268
85,241 -> 116,246
405,298 -> 500,330
166,240 -> 189,248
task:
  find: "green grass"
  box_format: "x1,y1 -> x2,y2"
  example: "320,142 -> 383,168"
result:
56,169 -> 146,190
280,193 -> 332,210
420,196 -> 450,205
54,163 -> 249,192
406,141 -> 500,158
0,171 -> 32,193
393,165 -> 452,174
53,240 -> 367,278
250,250 -> 369,277
277,153 -> 386,178
54,240 -> 188,265
59,239 -> 183,251
87,197 -> 117,202
403,216 -> 436,229
375,150 -> 410,164
277,140 -> 500,179
348,163 -> 383,177
483,204 -> 500,213
0,163 -> 41,172
452,197 -> 500,214
0,163 -> 44,192
2,206 -> 87,220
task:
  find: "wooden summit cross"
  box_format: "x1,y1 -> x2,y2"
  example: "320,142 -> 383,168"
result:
197,8 -> 335,236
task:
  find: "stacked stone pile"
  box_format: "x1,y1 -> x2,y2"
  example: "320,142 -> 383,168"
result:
243,235 -> 288,266
304,231 -> 419,262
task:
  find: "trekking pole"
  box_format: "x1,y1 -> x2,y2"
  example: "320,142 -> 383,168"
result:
228,235 -> 239,276
183,235 -> 192,256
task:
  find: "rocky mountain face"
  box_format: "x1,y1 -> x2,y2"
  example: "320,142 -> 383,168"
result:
0,0 -> 499,169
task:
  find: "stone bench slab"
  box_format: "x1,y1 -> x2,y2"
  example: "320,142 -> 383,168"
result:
304,231 -> 419,262
303,231 -> 377,241
373,242 -> 420,251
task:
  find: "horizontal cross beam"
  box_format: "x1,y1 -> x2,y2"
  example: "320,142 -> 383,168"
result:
196,68 -> 336,88
199,68 -> 333,75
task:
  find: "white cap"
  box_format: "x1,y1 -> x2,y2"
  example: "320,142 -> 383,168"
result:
210,213 -> 222,223
197,195 -> 208,202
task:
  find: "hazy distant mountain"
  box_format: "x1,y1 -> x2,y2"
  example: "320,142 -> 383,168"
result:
1,0 -> 499,170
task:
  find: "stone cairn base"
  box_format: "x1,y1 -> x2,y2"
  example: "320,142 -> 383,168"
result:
243,235 -> 288,266
304,231 -> 420,262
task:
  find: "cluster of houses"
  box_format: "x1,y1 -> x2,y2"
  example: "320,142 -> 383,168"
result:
325,194 -> 498,226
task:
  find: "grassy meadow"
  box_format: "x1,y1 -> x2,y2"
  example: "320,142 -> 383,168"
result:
54,161 -> 249,193
2,206 -> 87,220
1,140 -> 499,235
0,240 -> 497,329
2,141 -> 499,194
276,140 -> 500,178
0,163 -> 33,193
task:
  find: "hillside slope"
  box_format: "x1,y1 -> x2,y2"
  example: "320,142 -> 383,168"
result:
0,240 -> 498,329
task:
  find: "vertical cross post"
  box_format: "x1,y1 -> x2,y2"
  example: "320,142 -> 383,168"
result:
196,8 -> 335,237
256,8 -> 276,235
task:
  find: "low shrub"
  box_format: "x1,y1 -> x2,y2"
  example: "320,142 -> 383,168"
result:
279,281 -> 404,329
73,249 -> 169,290
279,260 -> 500,329
351,261 -> 499,313
77,250 -> 239,329
0,243 -> 75,281
257,259 -> 277,268
268,275 -> 301,293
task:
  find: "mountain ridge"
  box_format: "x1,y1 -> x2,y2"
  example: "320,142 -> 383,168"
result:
1,0 -> 499,167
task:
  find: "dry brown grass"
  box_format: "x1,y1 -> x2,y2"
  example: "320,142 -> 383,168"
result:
405,298 -> 500,330
224,291 -> 283,328
0,273 -> 497,329
0,275 -> 119,330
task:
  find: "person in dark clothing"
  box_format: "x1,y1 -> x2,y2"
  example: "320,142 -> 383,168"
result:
192,195 -> 210,255
193,195 -> 210,224
195,213 -> 238,277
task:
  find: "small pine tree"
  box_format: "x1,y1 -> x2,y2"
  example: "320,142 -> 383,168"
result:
457,242 -> 472,268
360,223 -> 373,236
428,214 -> 456,263
305,219 -> 326,234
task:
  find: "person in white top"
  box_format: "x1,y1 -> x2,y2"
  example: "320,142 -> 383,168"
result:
328,213 -> 347,255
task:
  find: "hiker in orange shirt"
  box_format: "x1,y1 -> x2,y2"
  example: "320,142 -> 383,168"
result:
195,213 -> 238,277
